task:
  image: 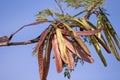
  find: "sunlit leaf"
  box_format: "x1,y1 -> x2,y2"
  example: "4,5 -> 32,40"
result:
36,9 -> 53,21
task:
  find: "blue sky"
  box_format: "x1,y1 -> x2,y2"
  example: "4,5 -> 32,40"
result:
0,0 -> 120,80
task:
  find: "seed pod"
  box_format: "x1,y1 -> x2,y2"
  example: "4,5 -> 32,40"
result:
52,34 -> 63,73
63,22 -> 91,56
56,28 -> 69,64
66,49 -> 74,70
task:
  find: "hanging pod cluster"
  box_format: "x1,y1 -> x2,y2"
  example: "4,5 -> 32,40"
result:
0,8 -> 119,80
0,0 -> 119,80
31,11 -> 120,80
96,8 -> 120,61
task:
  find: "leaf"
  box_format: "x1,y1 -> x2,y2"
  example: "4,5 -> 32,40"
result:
84,0 -> 105,11
36,9 -> 53,21
54,12 -> 64,19
56,28 -> 69,64
60,0 -> 105,11
52,34 -> 63,73
62,0 -> 84,9
64,68 -> 71,79
36,16 -> 48,21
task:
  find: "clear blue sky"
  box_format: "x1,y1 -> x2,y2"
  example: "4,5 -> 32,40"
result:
0,0 -> 120,80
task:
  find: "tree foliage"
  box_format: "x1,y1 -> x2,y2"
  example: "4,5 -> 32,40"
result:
0,0 -> 120,80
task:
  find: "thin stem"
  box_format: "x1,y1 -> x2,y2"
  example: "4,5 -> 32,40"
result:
0,37 -> 39,46
0,26 -> 104,47
84,7 -> 97,19
73,10 -> 87,17
8,20 -> 53,41
54,0 -> 64,15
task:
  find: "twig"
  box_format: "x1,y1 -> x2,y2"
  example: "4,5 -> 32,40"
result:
0,26 -> 104,47
54,0 -> 64,15
0,37 -> 39,46
84,1 -> 101,20
8,20 -> 53,41
84,7 -> 97,19
73,10 -> 87,17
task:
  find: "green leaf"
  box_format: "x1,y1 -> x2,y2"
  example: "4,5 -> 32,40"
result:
60,0 -> 105,10
36,9 -> 53,21
54,12 -> 64,19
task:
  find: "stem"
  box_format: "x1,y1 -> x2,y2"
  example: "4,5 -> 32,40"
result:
8,20 -> 53,41
73,10 -> 87,17
0,38 -> 39,46
54,0 -> 64,15
84,7 -> 97,19
0,26 -> 104,47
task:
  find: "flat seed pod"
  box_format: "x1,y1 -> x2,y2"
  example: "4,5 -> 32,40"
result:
99,8 -> 120,49
56,28 -> 69,64
66,49 -> 74,70
61,27 -> 104,36
75,47 -> 94,63
104,27 -> 120,61
52,34 -> 63,73
63,22 -> 91,56
90,36 -> 107,66
64,37 -> 94,63
64,37 -> 76,54
77,27 -> 104,36
43,33 -> 52,79
94,35 -> 111,53
38,44 -> 44,80
32,28 -> 50,56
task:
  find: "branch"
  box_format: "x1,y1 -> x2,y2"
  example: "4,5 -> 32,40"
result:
84,2 -> 100,20
54,0 -> 64,15
73,10 -> 87,17
84,7 -> 97,19
0,26 -> 104,47
8,20 -> 53,41
0,20 -> 54,47
0,37 -> 39,46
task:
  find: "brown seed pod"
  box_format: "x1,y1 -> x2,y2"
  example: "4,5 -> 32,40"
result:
52,34 -> 63,73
